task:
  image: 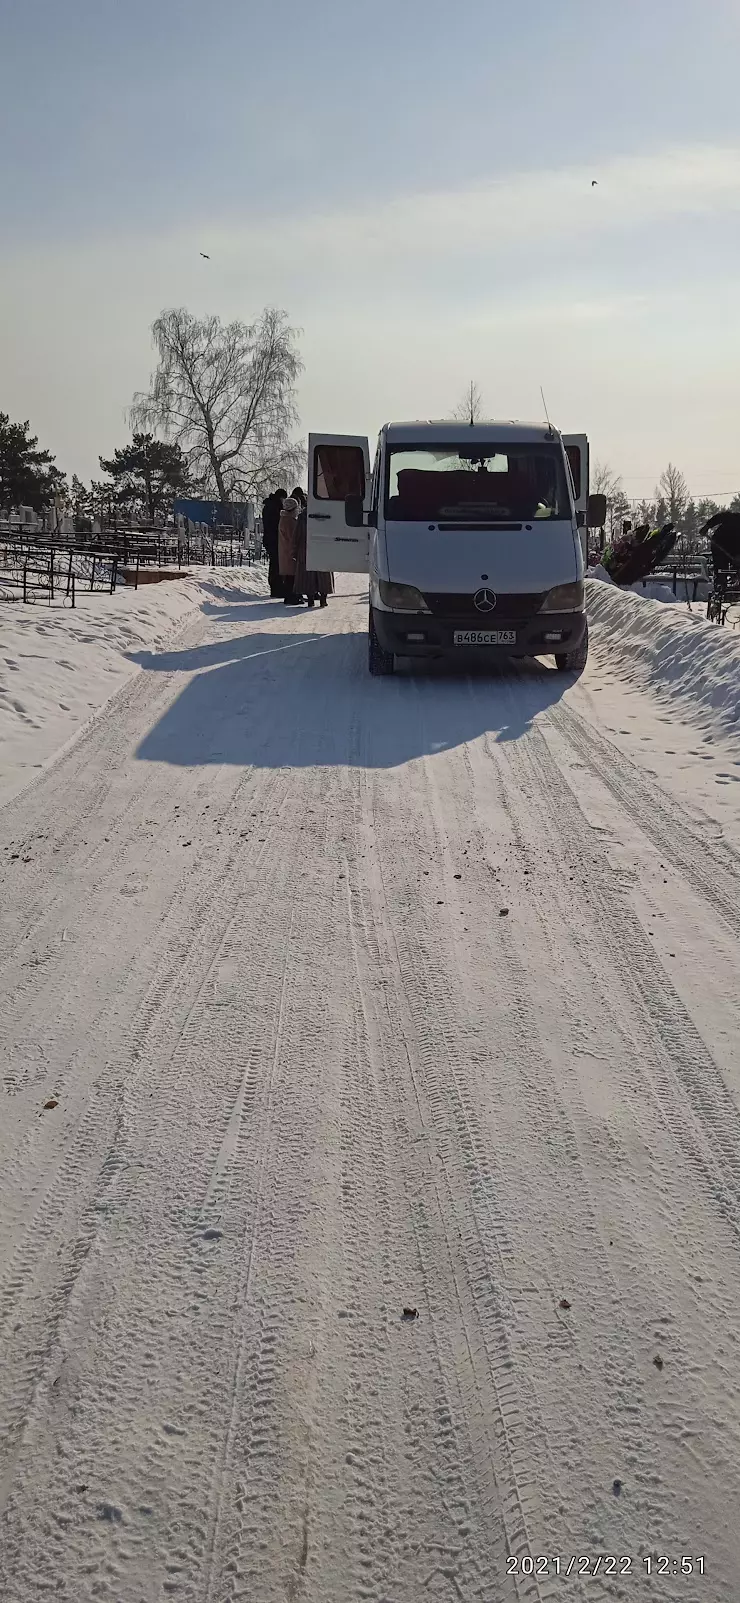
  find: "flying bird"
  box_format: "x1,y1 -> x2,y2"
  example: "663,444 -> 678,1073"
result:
591,180 -> 598,187
200,252 -> 210,259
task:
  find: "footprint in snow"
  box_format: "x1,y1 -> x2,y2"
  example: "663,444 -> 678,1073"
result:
97,1502 -> 124,1523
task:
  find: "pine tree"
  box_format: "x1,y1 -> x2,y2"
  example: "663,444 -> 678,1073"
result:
682,499 -> 699,547
0,412 -> 66,514
635,498 -> 657,527
696,497 -> 721,525
70,474 -> 93,532
99,433 -> 192,522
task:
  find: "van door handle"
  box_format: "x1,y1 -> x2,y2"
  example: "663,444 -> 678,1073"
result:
308,512 -> 330,520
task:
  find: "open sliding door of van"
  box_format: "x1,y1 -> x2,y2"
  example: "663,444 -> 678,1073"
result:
563,434 -> 589,563
307,433 -> 371,573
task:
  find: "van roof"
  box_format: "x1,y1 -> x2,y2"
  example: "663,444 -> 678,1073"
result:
382,420 -> 562,445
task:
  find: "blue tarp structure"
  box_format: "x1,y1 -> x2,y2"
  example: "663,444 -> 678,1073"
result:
174,499 -> 252,530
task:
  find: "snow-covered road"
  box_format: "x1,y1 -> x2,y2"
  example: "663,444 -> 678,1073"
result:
1,577 -> 739,1602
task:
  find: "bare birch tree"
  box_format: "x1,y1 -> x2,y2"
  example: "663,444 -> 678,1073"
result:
452,381 -> 485,424
591,460 -> 622,503
591,460 -> 630,536
656,462 -> 689,529
131,307 -> 304,501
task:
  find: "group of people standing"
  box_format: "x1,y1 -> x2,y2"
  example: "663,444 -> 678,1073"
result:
260,487 -> 334,608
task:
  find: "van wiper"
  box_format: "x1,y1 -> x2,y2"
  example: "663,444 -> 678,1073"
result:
437,520 -> 524,531
439,505 -> 512,518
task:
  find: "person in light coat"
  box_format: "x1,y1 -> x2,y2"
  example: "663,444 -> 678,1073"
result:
278,496 -> 301,604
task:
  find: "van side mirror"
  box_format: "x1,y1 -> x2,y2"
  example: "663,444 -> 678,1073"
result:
345,494 -> 364,527
345,495 -> 377,529
587,493 -> 607,528
577,510 -> 585,528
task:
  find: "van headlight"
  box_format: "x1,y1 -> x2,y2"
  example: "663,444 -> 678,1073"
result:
378,581 -> 430,612
539,581 -> 585,613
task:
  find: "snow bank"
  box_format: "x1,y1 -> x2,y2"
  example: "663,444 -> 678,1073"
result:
626,580 -> 681,604
589,567 -> 711,606
586,577 -> 740,730
0,565 -> 267,807
625,578 -> 712,605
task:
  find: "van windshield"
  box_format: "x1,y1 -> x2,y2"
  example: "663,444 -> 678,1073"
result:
385,444 -> 572,524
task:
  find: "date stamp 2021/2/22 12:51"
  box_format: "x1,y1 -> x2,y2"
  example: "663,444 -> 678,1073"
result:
505,1554 -> 707,1580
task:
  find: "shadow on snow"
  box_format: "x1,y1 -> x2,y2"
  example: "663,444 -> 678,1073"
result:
132,595 -> 571,770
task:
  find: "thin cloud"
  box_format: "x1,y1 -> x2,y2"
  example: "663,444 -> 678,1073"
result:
4,142 -> 739,289
214,143 -> 740,278
463,293 -> 651,332
1,143 -> 739,482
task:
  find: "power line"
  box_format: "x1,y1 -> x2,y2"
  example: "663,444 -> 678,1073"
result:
626,491 -> 736,497
619,475 -> 739,484
607,477 -> 738,499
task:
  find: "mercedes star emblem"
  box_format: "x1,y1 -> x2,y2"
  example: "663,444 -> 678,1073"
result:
474,588 -> 497,613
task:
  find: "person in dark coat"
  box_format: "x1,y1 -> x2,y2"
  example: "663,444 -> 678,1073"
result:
700,510 -> 740,578
291,486 -> 334,608
261,488 -> 287,596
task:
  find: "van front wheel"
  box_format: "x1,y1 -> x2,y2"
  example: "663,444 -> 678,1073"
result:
554,622 -> 589,673
368,609 -> 395,676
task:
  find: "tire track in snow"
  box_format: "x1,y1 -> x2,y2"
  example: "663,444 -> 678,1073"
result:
199,908 -> 298,1603
0,595 -> 303,1551
7,580 -> 738,1599
342,823 -> 483,1601
356,734 -> 555,1601
507,711 -> 740,1252
122,886 -> 304,1603
0,769 -> 335,1600
0,659 -> 192,970
416,699 -> 648,1597
548,702 -> 740,940
0,669 -> 272,1029
467,715 -> 677,1561
195,765 -> 390,1603
407,665 -> 739,1593
479,692 -> 740,1589
0,590 -> 349,1600
331,883 -> 399,1602
0,761 -> 284,1339
351,769 -> 518,1602
0,597 -> 261,975
119,771 -> 346,1602
0,772 -> 289,1534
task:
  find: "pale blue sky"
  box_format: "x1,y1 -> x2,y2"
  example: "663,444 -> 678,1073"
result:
2,0 -> 740,498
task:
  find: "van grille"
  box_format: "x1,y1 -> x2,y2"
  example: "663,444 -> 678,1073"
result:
421,592 -> 546,621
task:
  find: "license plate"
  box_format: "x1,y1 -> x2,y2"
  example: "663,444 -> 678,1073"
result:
453,629 -> 516,646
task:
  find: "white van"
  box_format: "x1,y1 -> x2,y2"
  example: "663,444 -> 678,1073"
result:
306,421 -> 597,676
